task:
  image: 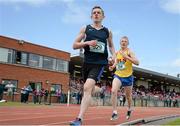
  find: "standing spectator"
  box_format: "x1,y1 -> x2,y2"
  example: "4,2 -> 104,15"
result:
164,94 -> 169,107
5,82 -> 15,101
39,88 -> 44,104
0,84 -> 4,101
169,95 -> 172,107
60,89 -> 64,103
32,89 -> 38,104
132,90 -> 137,107
172,96 -> 176,107
24,84 -> 32,103
44,89 -> 49,104
56,89 -> 61,103
122,94 -> 126,106
77,90 -> 82,104
119,95 -> 123,106
100,88 -> 105,106
174,95 -> 178,107
21,86 -> 26,103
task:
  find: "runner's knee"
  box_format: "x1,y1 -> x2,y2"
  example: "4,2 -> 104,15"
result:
111,89 -> 117,96
83,86 -> 93,94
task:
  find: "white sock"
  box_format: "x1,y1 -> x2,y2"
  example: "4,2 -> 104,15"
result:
77,115 -> 82,120
128,107 -> 132,111
113,110 -> 117,114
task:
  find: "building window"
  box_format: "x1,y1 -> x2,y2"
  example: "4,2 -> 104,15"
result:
0,48 -> 68,72
0,47 -> 13,63
43,56 -> 56,70
51,84 -> 62,95
1,79 -> 18,92
56,59 -> 68,72
15,51 -> 28,65
8,49 -> 14,63
21,52 -> 28,65
29,54 -> 43,68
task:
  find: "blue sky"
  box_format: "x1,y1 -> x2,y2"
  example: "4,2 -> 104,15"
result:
0,0 -> 180,77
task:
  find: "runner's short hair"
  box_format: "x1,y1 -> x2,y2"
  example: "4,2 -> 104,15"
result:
91,6 -> 104,16
121,36 -> 129,44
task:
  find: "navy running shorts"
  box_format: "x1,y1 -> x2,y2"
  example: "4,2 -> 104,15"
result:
82,63 -> 105,82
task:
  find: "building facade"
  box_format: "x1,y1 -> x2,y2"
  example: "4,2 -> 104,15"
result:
0,35 -> 70,102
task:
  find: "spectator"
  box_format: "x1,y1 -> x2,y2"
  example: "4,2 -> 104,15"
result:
44,89 -> 49,104
5,82 -> 15,101
77,90 -> 82,104
56,89 -> 61,103
119,95 -> 123,106
122,94 -> 126,106
21,86 -> 26,103
39,88 -> 45,104
24,84 -> 32,103
0,84 -> 4,101
32,89 -> 38,104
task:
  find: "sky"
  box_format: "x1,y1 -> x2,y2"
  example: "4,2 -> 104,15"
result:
0,0 -> 180,77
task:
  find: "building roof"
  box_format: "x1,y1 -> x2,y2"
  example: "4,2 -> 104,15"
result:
0,35 -> 70,61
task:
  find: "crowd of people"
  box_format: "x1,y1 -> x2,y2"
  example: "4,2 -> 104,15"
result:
132,85 -> 179,107
0,78 -> 179,108
70,77 -> 180,107
0,83 -> 69,104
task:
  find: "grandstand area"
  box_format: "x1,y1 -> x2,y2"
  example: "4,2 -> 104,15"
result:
69,55 -> 180,108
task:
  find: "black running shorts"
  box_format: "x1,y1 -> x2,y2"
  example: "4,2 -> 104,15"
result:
82,63 -> 105,82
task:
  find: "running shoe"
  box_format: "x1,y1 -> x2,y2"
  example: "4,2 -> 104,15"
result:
70,118 -> 82,126
126,110 -> 132,120
110,113 -> 118,121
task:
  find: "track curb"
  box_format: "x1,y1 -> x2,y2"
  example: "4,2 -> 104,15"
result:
118,114 -> 180,125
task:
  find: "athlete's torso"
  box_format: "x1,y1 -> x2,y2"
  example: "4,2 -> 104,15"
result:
115,49 -> 133,77
83,25 -> 109,65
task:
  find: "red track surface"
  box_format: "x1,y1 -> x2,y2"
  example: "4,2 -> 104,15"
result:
0,104 -> 180,125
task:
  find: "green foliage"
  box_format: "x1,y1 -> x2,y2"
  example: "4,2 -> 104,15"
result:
165,118 -> 180,125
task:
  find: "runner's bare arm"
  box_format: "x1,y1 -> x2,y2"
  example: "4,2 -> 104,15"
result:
109,57 -> 118,71
123,50 -> 139,65
107,30 -> 116,60
73,27 -> 97,50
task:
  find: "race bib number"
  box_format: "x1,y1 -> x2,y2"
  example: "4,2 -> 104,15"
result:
116,61 -> 126,70
89,41 -> 105,53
